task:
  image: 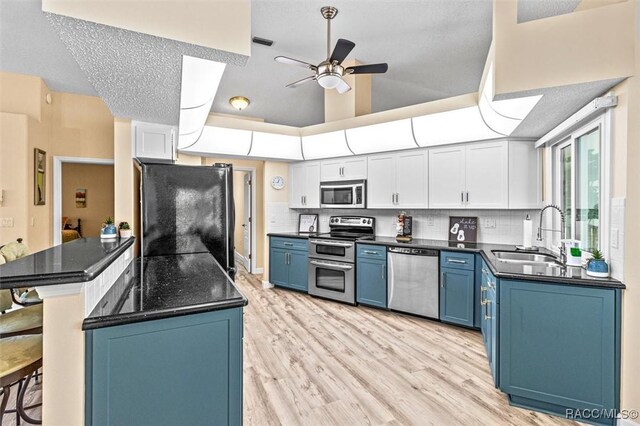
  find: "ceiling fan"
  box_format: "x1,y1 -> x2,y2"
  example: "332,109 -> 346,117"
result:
274,6 -> 388,94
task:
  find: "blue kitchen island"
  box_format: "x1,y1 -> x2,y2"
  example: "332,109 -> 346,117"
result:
82,253 -> 247,426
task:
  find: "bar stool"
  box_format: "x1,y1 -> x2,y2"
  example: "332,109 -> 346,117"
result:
0,335 -> 43,425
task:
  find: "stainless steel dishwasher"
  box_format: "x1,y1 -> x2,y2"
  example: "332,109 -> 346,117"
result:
387,246 -> 439,319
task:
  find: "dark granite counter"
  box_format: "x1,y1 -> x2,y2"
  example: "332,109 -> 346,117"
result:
268,232 -> 323,239
0,237 -> 135,289
358,236 -> 625,289
82,253 -> 248,330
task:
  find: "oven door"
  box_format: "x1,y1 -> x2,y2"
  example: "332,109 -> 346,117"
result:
308,259 -> 355,304
320,183 -> 358,208
308,239 -> 355,262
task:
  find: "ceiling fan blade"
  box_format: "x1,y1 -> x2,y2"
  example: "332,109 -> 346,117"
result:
285,75 -> 316,88
274,56 -> 317,70
329,39 -> 355,64
336,79 -> 351,94
345,63 -> 389,74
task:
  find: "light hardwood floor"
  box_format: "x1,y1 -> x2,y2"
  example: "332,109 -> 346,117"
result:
236,271 -> 578,426
2,271 -> 579,426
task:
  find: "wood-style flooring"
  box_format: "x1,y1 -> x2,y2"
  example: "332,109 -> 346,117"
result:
236,271 -> 578,426
2,270 -> 578,425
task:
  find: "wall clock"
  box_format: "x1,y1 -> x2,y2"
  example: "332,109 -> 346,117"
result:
271,176 -> 285,190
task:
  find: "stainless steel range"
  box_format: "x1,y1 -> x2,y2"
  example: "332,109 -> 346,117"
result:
308,216 -> 375,304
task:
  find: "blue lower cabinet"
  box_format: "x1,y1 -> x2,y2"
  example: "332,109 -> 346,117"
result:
356,257 -> 387,309
500,280 -> 620,425
85,308 -> 244,426
269,237 -> 308,292
440,267 -> 475,327
479,260 -> 499,386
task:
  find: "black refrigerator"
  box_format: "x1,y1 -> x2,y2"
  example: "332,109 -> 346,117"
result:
140,162 -> 236,278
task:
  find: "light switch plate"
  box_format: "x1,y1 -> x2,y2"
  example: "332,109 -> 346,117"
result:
426,216 -> 434,226
484,218 -> 497,229
0,217 -> 14,227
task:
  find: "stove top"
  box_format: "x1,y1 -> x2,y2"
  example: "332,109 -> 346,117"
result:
317,215 -> 376,241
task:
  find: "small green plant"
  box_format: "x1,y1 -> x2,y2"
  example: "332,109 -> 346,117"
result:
104,216 -> 114,225
590,248 -> 603,260
119,221 -> 130,230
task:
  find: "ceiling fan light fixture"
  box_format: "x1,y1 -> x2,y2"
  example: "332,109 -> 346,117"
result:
317,73 -> 343,89
229,96 -> 250,111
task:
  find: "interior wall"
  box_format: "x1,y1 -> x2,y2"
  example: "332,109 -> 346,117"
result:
262,160 -> 290,280
61,163 -> 114,237
620,17 -> 640,415
0,71 -> 114,252
0,113 -> 29,245
203,157 -> 265,270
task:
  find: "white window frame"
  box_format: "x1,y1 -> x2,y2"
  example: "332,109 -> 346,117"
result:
548,112 -> 611,256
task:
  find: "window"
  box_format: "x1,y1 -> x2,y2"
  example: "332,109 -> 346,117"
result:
553,119 -> 605,252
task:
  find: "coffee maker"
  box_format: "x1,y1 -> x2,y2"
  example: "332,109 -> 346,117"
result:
396,211 -> 413,242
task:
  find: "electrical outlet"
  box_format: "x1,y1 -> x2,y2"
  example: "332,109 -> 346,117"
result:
0,217 -> 14,228
426,216 -> 435,226
484,218 -> 497,229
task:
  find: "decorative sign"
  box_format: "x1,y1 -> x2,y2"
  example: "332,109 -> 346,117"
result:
298,214 -> 318,233
76,188 -> 87,208
448,216 -> 478,243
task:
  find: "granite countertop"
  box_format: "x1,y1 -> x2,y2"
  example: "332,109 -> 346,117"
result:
268,232 -> 323,239
82,253 -> 248,330
0,237 -> 135,289
358,236 -> 625,289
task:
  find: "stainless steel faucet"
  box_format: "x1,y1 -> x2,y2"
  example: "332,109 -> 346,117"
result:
537,204 -> 566,266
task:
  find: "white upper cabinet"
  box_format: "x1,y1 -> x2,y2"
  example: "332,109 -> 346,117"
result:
289,161 -> 320,208
367,150 -> 428,209
428,145 -> 466,208
465,141 -> 509,208
508,141 -> 541,209
134,122 -> 175,161
320,157 -> 367,182
429,141 -> 508,209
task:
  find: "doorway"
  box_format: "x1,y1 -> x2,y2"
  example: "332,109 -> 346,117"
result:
52,156 -> 114,246
233,167 -> 256,273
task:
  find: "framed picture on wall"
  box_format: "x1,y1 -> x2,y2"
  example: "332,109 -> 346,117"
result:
76,188 -> 87,208
298,214 -> 318,233
34,148 -> 46,205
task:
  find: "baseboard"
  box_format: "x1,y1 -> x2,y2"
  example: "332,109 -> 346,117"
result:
254,267 -> 264,274
262,280 -> 274,289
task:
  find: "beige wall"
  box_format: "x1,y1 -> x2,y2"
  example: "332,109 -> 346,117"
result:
620,16 -> 640,414
262,161 -> 290,280
493,0 -> 635,96
61,163 -> 114,238
0,113 -> 29,244
0,72 -> 114,252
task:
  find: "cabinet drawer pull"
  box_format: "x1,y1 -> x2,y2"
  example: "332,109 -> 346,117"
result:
381,264 -> 385,280
363,250 -> 379,255
283,242 -> 294,246
447,259 -> 467,265
441,273 -> 445,288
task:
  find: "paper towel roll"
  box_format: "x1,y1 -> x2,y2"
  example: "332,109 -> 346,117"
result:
523,217 -> 533,248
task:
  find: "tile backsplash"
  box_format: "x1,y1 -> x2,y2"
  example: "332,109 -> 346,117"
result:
270,204 -> 541,246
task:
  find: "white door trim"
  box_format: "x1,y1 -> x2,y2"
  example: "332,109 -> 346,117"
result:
53,156 -> 114,246
234,166 -> 257,273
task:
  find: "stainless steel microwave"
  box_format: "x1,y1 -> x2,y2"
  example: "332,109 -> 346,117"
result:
320,180 -> 366,209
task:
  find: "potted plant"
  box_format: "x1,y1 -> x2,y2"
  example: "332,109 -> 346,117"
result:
100,216 -> 117,239
119,221 -> 132,238
586,248 -> 609,278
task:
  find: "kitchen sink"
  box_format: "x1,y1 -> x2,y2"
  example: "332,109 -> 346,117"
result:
492,250 -> 562,267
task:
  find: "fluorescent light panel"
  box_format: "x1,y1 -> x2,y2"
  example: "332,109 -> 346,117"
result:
302,131 -> 352,160
249,132 -> 303,160
346,119 -> 416,155
177,55 -> 226,150
412,106 -> 503,146
180,126 -> 252,156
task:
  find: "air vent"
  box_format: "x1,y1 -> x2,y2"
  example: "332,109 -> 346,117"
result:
252,37 -> 273,47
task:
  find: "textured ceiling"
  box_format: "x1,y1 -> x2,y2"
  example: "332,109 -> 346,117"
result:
1,0 -> 591,132
517,0 -> 581,23
512,78 -> 624,137
0,0 -> 97,95
46,13 -> 248,125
